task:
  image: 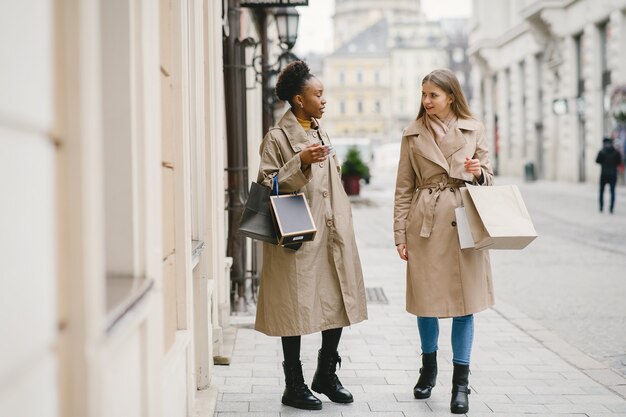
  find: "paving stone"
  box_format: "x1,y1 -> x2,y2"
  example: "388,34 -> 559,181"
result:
215,402 -> 249,412
547,403 -> 613,413
486,402 -> 550,413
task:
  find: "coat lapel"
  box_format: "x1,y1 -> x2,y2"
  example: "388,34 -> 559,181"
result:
276,110 -> 314,152
405,119 -> 450,173
439,121 -> 468,160
404,118 -> 481,176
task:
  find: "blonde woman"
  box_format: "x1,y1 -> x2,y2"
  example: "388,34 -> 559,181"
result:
393,68 -> 494,414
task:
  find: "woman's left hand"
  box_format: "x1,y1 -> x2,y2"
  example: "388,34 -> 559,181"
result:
464,157 -> 482,178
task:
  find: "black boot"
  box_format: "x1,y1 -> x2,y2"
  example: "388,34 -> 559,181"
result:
450,364 -> 471,414
311,349 -> 353,403
413,351 -> 437,399
281,361 -> 322,410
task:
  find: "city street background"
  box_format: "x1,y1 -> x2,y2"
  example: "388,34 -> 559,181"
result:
214,156 -> 626,416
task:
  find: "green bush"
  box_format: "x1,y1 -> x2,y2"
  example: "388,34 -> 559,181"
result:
341,146 -> 370,183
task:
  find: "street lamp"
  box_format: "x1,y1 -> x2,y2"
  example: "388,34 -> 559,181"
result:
274,7 -> 300,50
242,7 -> 300,88
242,6 -> 301,124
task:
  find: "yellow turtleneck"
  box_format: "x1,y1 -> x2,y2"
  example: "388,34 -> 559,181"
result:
296,116 -> 312,131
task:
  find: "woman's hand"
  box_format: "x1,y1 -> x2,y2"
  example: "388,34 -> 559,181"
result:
300,143 -> 329,166
396,243 -> 408,261
464,156 -> 482,178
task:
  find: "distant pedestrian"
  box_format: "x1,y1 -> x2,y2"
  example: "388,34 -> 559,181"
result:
393,68 -> 495,414
254,60 -> 368,410
596,137 -> 622,213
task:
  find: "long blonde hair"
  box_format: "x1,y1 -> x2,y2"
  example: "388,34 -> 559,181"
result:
416,68 -> 473,120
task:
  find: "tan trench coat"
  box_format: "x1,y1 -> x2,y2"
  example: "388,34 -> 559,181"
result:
394,117 -> 495,318
254,110 -> 368,337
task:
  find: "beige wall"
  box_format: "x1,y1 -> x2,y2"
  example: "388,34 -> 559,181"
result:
1,0 -> 230,416
0,1 -> 58,417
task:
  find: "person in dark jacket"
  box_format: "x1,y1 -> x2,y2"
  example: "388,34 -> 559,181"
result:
596,137 -> 622,213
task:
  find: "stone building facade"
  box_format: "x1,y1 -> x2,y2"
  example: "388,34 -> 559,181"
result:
469,0 -> 626,181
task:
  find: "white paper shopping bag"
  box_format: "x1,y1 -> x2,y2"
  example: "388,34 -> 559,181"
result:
457,184 -> 538,250
455,206 -> 476,249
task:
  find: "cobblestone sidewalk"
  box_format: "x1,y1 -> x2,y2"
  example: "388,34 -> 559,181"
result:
212,174 -> 626,416
213,249 -> 626,416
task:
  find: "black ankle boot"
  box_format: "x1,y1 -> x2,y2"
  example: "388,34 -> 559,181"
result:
450,364 -> 471,414
281,361 -> 322,410
413,351 -> 437,399
311,349 -> 353,403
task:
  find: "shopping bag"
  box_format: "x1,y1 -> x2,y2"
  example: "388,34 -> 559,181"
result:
238,181 -> 278,244
270,193 -> 317,245
457,184 -> 537,250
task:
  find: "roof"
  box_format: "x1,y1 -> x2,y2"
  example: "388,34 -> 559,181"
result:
331,19 -> 389,57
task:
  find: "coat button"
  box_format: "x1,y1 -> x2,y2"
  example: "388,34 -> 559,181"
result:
319,162 -> 325,168
428,189 -> 432,194
451,221 -> 457,227
326,220 -> 333,227
450,187 -> 455,192
323,191 -> 329,198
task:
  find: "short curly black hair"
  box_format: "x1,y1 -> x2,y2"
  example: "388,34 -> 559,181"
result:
275,60 -> 313,104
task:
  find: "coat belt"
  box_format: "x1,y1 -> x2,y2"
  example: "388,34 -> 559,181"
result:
416,178 -> 466,238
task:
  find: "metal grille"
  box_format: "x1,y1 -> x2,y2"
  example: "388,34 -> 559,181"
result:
365,287 -> 389,304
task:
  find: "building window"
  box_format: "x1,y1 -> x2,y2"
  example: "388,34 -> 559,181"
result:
357,100 -> 363,114
374,71 -> 380,85
456,72 -> 465,87
101,0 -> 152,329
452,47 -> 464,64
599,21 -> 611,136
339,71 -> 345,84
357,71 -> 363,84
375,100 -> 381,113
519,60 -> 527,158
535,52 -> 545,180
505,68 -> 512,159
340,101 -> 346,114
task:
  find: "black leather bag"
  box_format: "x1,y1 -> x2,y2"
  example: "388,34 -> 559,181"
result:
238,180 -> 278,244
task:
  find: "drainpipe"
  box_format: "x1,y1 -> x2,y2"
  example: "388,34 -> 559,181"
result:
254,8 -> 272,135
223,0 -> 248,305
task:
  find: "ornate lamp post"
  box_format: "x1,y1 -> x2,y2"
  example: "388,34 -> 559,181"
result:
275,7 -> 300,51
257,7 -> 300,133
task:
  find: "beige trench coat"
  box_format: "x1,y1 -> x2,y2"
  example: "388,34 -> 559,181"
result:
254,110 -> 368,337
393,117 -> 495,318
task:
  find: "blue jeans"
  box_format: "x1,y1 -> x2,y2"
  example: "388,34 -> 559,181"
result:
417,315 -> 474,365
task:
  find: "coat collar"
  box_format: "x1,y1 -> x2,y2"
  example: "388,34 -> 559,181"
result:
403,117 -> 479,136
276,109 -> 320,152
403,117 -> 476,173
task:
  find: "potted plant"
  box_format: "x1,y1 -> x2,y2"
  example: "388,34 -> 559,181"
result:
341,146 -> 370,196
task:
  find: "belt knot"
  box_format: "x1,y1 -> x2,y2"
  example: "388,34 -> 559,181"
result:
415,176 -> 465,238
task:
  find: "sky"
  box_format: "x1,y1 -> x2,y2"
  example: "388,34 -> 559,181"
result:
293,0 -> 472,56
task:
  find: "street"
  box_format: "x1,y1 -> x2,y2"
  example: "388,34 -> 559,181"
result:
213,164 -> 626,416
488,177 -> 626,379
